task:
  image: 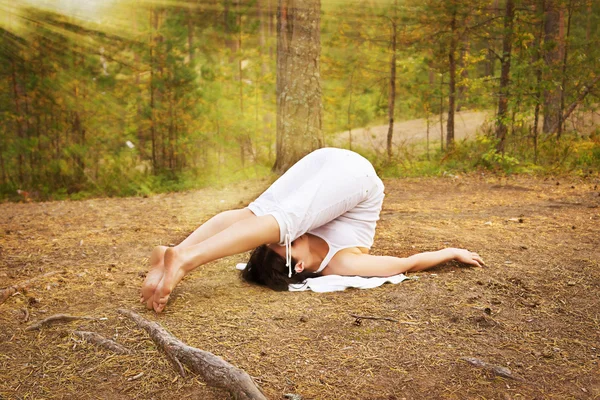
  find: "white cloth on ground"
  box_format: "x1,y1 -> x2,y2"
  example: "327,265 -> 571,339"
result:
235,263 -> 410,293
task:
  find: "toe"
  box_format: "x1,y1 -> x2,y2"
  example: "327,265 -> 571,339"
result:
153,301 -> 165,313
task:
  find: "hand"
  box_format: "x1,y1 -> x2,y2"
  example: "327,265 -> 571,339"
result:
453,249 -> 485,268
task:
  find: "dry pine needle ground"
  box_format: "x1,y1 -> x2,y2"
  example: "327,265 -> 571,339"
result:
0,175 -> 599,399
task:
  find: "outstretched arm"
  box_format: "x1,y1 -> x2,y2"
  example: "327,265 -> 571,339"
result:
324,248 -> 484,277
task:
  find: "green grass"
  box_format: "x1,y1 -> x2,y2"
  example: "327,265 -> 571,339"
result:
372,130 -> 600,178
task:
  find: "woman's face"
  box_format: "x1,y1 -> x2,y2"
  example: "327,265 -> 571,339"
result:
290,234 -> 311,264
269,234 -> 312,271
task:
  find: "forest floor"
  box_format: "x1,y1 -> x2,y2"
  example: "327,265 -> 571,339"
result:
1,174 -> 600,399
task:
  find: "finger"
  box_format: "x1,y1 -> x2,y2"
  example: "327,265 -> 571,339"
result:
474,255 -> 485,266
467,258 -> 482,268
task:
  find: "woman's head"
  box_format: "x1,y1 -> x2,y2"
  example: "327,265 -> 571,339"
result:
241,243 -> 320,291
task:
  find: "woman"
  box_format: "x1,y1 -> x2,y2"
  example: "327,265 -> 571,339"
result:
141,148 -> 484,312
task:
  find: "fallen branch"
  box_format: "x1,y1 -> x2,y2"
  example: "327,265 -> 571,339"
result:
0,271 -> 59,305
462,357 -> 524,381
21,308 -> 30,323
73,331 -> 131,354
25,314 -> 107,331
349,313 -> 399,323
117,309 -> 266,400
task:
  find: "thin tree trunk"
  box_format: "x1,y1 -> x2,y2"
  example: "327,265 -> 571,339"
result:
10,60 -> 25,184
150,9 -> 157,173
238,4 -> 246,166
456,32 -> 470,112
586,1 -> 591,43
158,12 -> 166,172
495,0 -> 515,153
532,0 -> 545,164
187,9 -> 194,62
446,10 -> 457,149
258,0 -> 272,160
439,74 -> 444,152
484,0 -> 500,77
387,18 -> 397,160
348,67 -> 355,151
557,0 -> 572,140
542,0 -> 562,134
0,142 -> 5,184
224,0 -> 238,58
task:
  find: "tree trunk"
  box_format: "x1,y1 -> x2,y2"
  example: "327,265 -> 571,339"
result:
456,35 -> 469,112
224,0 -> 239,57
532,0 -> 545,164
542,0 -> 562,134
484,0 -> 499,77
150,9 -> 158,173
258,0 -> 273,160
439,74 -> 444,151
494,0 -> 515,153
387,20 -> 397,160
0,141 -> 6,184
446,10 -> 457,149
347,67 -> 356,151
10,60 -> 25,184
187,9 -> 194,62
557,0 -> 572,140
273,0 -> 323,173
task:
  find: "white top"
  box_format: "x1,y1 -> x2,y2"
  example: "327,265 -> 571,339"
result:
247,148 -> 385,273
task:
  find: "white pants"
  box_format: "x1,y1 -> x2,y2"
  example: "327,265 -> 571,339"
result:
247,148 -> 384,248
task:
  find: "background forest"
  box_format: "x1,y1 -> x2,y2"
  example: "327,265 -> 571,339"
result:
0,0 -> 599,200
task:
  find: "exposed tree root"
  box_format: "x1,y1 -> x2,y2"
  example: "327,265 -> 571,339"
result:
25,314 -> 106,331
117,309 -> 266,400
73,331 -> 131,354
0,271 -> 59,305
462,357 -> 524,381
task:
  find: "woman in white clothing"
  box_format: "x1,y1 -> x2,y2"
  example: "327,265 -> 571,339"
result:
141,148 -> 484,313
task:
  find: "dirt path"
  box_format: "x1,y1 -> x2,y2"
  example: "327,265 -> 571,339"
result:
331,108 -> 599,152
1,175 -> 599,399
331,111 -> 491,151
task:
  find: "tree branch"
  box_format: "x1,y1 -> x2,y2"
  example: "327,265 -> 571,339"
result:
72,331 -> 131,354
117,309 -> 266,400
550,74 -> 600,134
0,271 -> 60,305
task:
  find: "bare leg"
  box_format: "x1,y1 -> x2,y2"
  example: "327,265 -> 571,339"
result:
141,208 -> 255,308
152,214 -> 280,312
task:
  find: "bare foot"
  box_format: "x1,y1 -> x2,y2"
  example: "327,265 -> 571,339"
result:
152,247 -> 187,313
141,245 -> 168,309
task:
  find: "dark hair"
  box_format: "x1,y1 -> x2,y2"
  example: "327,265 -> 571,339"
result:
241,244 -> 321,291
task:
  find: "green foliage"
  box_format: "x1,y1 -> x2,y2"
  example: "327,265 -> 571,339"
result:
0,0 -> 599,201
375,128 -> 600,179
